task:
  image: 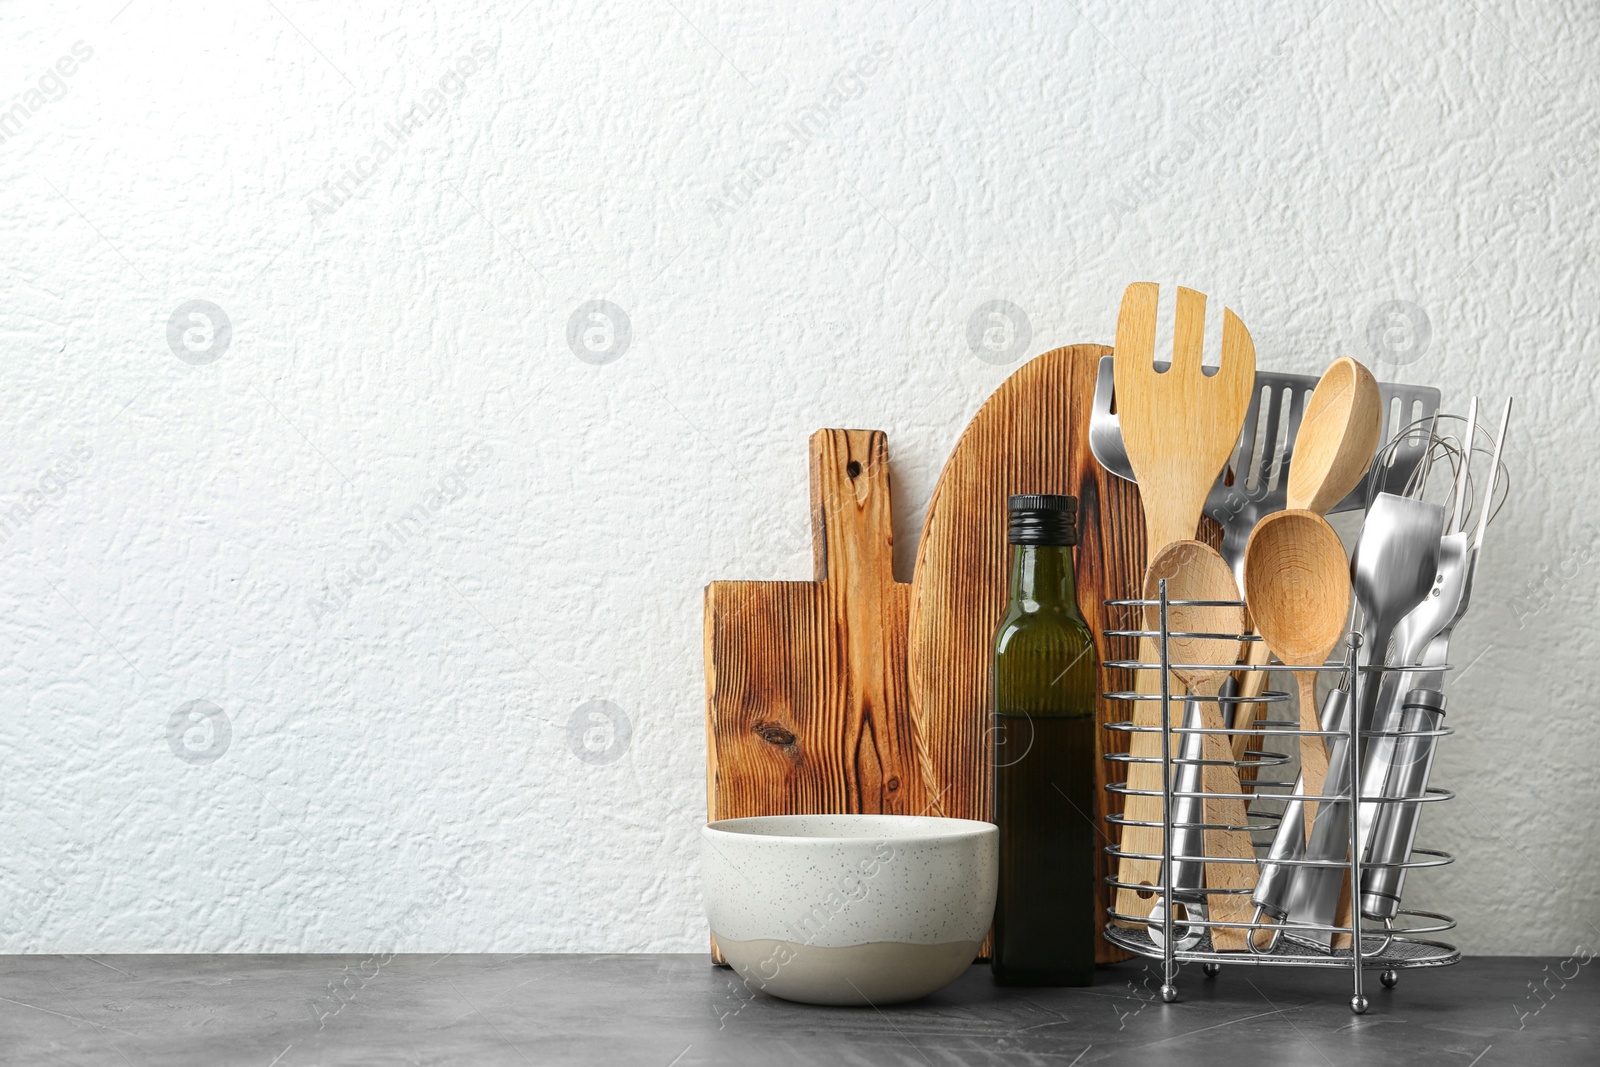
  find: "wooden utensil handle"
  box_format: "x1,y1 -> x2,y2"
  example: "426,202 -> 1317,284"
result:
1231,639 -> 1273,768
1112,637 -> 1171,925
1295,672 -> 1330,843
1192,678 -> 1259,952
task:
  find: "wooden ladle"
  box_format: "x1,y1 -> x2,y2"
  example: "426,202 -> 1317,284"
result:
1142,539 -> 1256,950
1242,510 -> 1352,840
1233,357 -> 1380,764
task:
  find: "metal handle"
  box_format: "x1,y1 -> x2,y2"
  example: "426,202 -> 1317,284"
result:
1354,669 -> 1411,852
1360,690 -> 1447,920
1150,698 -> 1209,950
1252,686 -> 1346,918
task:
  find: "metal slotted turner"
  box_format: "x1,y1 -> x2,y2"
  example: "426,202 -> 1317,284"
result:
1090,356 -> 1441,579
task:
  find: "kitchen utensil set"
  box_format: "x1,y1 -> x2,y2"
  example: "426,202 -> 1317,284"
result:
1091,353 -> 1436,766
1264,491 -> 1447,947
1227,358 -> 1381,763
1090,356 -> 1435,580
1267,398 -> 1510,949
1092,282 -> 1510,1011
1355,399 -> 1510,921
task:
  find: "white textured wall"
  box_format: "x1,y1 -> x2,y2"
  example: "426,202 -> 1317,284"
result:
2,0 -> 1595,956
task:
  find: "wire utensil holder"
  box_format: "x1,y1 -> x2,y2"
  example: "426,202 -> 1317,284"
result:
1101,581 -> 1460,1014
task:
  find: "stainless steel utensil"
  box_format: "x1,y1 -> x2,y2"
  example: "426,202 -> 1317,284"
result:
1359,688 -> 1446,920
1251,686 -> 1345,921
1354,530 -> 1470,849
1278,493 -> 1446,947
1346,494 -> 1450,740
1357,397 -> 1512,919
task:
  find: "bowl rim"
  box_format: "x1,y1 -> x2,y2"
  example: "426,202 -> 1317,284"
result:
702,813 -> 997,844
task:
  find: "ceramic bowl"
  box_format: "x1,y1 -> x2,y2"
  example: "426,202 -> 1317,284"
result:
701,814 -> 998,1005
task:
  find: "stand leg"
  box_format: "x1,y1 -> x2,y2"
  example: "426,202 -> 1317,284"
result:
1345,634 -> 1368,1017
1158,583 -> 1178,1005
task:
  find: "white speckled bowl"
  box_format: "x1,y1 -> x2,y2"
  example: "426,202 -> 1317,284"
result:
702,814 -> 998,1005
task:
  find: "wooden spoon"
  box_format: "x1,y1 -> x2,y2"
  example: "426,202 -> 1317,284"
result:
1241,510 -> 1352,840
1232,357 -> 1380,764
1111,283 -> 1255,926
1142,540 -> 1256,950
1286,357 -> 1384,514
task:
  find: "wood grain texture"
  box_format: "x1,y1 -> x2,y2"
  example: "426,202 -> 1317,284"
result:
1111,284 -> 1257,561
704,429 -> 924,963
1109,285 -> 1257,931
1242,509 -> 1352,839
1142,540 -> 1257,950
907,343 -> 1136,964
1233,357 -> 1381,763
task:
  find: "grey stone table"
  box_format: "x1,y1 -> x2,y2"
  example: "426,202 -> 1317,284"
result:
0,954 -> 1590,1065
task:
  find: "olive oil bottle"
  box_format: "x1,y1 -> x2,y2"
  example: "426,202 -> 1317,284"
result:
991,494 -> 1098,986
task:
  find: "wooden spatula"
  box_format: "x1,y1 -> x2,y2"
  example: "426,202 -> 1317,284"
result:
1110,284 -> 1256,926
1113,284 -> 1258,559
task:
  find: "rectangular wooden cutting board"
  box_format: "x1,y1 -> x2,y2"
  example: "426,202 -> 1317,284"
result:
704,429 -> 925,962
705,428 -> 925,824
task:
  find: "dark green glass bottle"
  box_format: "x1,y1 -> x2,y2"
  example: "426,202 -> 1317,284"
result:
991,494 -> 1098,986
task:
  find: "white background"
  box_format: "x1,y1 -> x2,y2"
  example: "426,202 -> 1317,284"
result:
2,0 -> 1595,955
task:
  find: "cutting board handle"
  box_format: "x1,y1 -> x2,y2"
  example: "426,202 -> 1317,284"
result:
809,429 -> 896,585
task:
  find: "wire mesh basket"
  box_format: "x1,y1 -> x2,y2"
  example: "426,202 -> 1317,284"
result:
1100,582 -> 1460,1014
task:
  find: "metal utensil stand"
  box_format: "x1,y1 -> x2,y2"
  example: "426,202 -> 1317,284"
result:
1101,581 -> 1460,1013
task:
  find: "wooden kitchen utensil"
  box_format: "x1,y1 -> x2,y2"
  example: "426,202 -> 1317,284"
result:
907,343 -> 1141,964
704,429 -> 924,961
1113,284 -> 1258,560
1141,540 -> 1256,951
1232,357 -> 1380,766
1285,357 -> 1385,515
1242,510 -> 1352,840
1110,284 -> 1256,925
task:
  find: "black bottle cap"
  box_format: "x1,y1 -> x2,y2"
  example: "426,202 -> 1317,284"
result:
1008,494 -> 1078,546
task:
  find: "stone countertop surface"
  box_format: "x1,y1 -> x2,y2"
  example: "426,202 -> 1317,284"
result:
0,953 -> 1590,1065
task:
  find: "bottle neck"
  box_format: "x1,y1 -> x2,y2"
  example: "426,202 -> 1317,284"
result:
1009,544 -> 1080,613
